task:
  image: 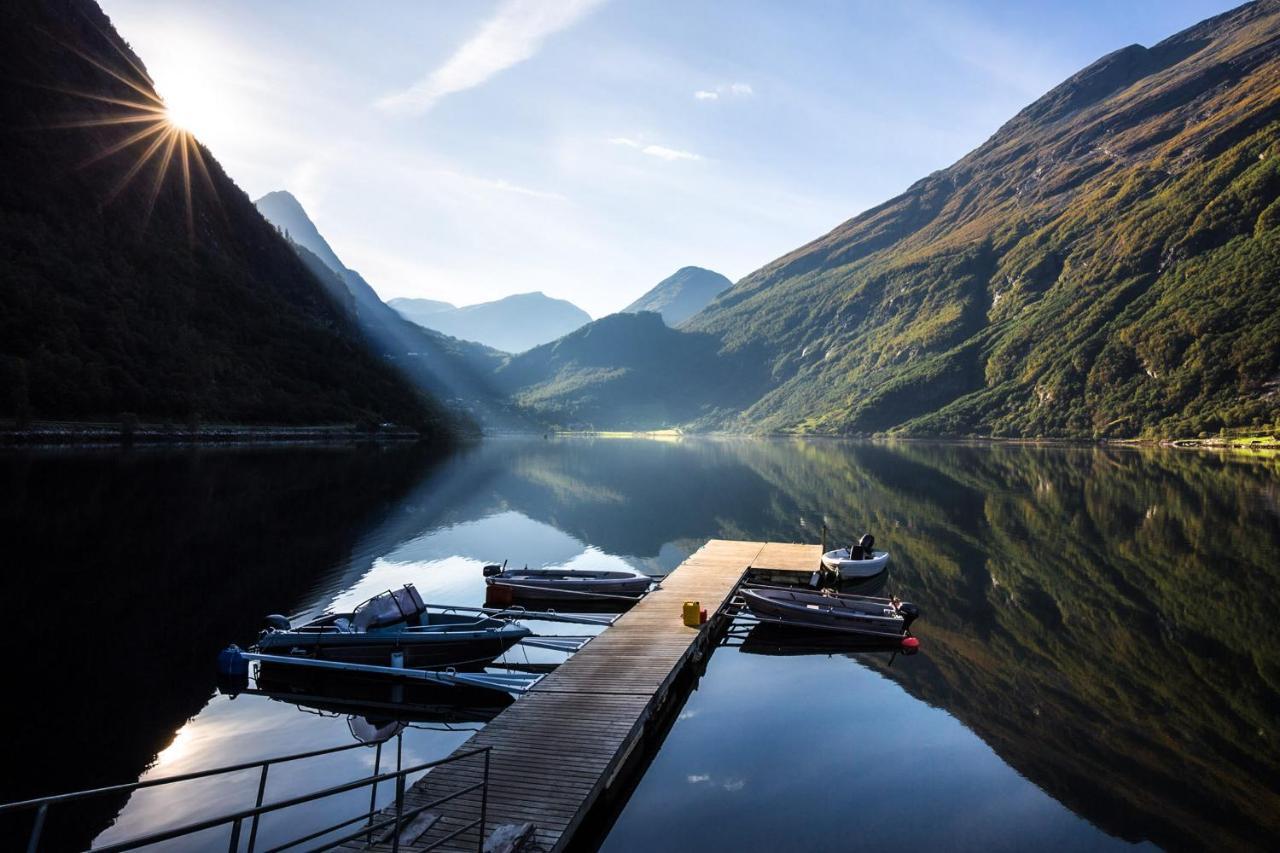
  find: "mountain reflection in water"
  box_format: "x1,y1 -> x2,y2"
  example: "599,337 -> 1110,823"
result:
2,438 -> 1276,851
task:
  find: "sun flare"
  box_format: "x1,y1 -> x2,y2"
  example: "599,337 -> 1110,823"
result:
41,30 -> 222,242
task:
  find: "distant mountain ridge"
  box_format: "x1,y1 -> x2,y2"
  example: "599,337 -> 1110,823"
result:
622,266 -> 732,326
391,297 -> 456,320
0,0 -> 451,437
390,292 -> 591,354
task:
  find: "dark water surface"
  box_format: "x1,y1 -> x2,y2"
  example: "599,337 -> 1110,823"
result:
2,438 -> 1277,851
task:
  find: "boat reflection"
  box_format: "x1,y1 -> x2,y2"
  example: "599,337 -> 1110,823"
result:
234,665 -> 514,740
727,622 -> 917,660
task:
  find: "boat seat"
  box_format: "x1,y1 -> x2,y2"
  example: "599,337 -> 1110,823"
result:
333,617 -> 353,633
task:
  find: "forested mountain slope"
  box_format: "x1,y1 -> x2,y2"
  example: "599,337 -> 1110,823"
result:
254,191 -> 521,429
491,312 -> 768,428
0,0 -> 451,436
689,0 -> 1280,437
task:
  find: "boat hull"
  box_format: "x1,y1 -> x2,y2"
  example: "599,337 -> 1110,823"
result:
486,572 -> 652,600
820,549 -> 890,578
256,626 -> 528,670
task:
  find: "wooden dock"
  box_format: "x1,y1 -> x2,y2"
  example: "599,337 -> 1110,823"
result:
358,540 -> 821,852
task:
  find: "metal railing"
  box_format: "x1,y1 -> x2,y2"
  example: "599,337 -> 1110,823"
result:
2,736 -> 492,853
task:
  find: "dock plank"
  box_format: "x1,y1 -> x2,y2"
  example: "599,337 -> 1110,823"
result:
355,540 -> 819,853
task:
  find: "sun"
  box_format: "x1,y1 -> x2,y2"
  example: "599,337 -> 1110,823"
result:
163,101 -> 199,134
153,62 -> 230,143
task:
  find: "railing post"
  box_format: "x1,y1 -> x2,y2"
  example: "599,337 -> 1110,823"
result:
478,749 -> 490,853
246,763 -> 269,853
391,734 -> 404,853
227,816 -> 242,853
391,775 -> 405,853
366,740 -> 383,842
26,802 -> 48,853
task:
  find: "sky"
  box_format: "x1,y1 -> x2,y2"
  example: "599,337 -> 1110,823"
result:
98,0 -> 1240,318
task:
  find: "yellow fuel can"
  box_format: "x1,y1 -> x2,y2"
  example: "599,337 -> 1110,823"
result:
682,600 -> 702,627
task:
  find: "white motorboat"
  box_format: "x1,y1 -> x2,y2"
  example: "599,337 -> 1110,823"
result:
483,564 -> 653,601
820,548 -> 890,577
820,533 -> 889,577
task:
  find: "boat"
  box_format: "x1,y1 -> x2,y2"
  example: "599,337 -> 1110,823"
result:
483,563 -> 653,601
255,584 -> 530,670
820,533 -> 889,577
739,586 -> 919,638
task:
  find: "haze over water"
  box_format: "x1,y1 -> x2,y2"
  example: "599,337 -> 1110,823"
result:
3,438 -> 1276,850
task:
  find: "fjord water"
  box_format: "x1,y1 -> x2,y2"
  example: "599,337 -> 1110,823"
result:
3,439 -> 1277,851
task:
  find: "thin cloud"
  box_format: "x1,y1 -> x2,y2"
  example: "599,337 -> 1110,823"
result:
437,169 -> 568,201
693,82 -> 753,101
642,144 -> 700,161
610,137 -> 702,161
378,0 -> 605,114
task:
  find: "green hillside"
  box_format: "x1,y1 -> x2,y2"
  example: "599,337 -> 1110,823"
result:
491,312 -> 768,428
689,0 -> 1280,438
0,0 -> 452,437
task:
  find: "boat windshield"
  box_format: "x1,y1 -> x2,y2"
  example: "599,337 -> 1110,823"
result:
353,584 -> 426,631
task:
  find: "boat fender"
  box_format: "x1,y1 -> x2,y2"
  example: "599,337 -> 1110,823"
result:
896,602 -> 920,631
263,614 -> 291,631
900,636 -> 920,653
858,534 -> 875,557
216,644 -> 249,677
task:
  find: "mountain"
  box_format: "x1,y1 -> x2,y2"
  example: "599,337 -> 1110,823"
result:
253,191 -> 520,428
390,292 -> 592,353
686,0 -> 1280,438
389,297 -> 457,324
621,266 -> 732,326
515,1 -> 1280,438
490,311 -> 767,428
0,0 -> 450,437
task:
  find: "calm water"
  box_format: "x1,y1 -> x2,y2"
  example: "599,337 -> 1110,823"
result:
2,438 -> 1277,851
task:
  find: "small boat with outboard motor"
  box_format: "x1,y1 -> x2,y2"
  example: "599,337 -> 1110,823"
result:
254,584 -> 530,669
739,585 -> 919,643
820,533 -> 890,578
483,561 -> 653,600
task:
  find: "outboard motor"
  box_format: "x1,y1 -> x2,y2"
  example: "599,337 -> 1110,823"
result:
263,614 -> 291,632
896,602 -> 920,632
215,644 -> 249,695
858,533 -> 875,558
848,543 -> 864,560
482,564 -> 504,577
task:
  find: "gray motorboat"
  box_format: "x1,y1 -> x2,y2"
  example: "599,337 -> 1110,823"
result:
483,563 -> 653,600
255,584 -> 530,669
740,586 -> 919,639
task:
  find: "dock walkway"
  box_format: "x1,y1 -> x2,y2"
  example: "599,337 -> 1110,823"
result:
358,539 -> 820,852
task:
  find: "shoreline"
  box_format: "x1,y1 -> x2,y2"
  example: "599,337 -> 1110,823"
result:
5,421 -> 1276,452
0,420 -> 423,448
